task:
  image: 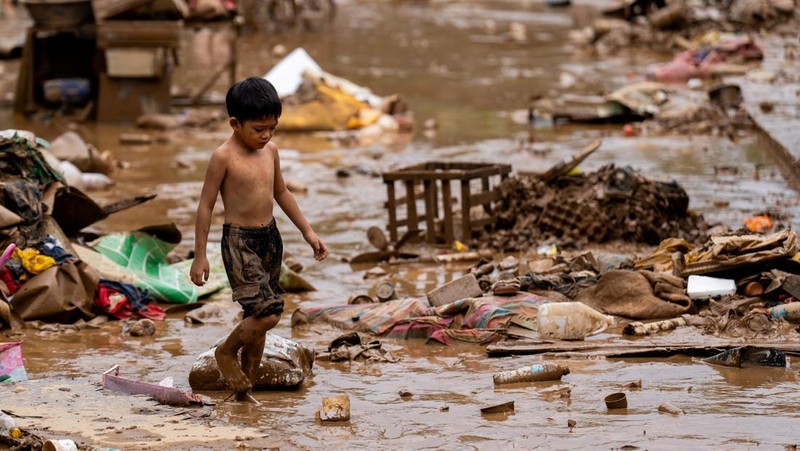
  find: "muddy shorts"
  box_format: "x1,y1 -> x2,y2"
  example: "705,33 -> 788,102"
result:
221,221 -> 284,318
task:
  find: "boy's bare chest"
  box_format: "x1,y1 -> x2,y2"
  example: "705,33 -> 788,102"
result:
226,153 -> 274,186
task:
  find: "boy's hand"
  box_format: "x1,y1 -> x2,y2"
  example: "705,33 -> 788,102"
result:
190,256 -> 210,286
303,231 -> 328,261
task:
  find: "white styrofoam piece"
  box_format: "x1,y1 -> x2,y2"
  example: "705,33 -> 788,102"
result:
263,48 -> 323,98
686,275 -> 737,299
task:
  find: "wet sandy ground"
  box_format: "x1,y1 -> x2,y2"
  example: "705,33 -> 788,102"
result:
3,0 -> 800,449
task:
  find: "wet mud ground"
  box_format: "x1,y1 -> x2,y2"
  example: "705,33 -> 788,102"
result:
3,0 -> 800,449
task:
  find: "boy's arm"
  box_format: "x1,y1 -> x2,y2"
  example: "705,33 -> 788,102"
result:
271,145 -> 328,261
190,150 -> 226,286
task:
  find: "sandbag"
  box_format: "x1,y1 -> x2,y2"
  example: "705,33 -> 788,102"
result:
10,261 -> 99,323
577,269 -> 692,320
188,333 -> 314,390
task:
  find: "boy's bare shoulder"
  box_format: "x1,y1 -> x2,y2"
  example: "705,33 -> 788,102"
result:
210,138 -> 237,162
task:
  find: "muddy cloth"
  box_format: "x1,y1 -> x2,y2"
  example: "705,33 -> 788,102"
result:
646,38 -> 763,83
0,268 -> 21,295
2,180 -> 42,224
480,165 -> 705,251
39,236 -> 76,264
679,229 -> 797,276
294,293 -> 548,345
0,132 -> 63,186
518,271 -> 599,299
222,221 -> 284,318
633,237 -> 695,271
576,270 -> 693,320
13,247 -> 55,276
323,332 -> 398,363
2,258 -> 25,285
95,279 -> 164,321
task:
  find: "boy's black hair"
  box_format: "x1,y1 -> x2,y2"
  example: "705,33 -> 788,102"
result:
226,77 -> 282,122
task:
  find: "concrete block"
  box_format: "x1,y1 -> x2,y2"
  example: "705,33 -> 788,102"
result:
426,273 -> 482,307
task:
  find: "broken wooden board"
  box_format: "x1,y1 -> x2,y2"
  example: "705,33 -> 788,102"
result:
486,339 -> 800,359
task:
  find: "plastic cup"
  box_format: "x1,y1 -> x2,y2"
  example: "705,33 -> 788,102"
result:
43,439 -> 78,451
604,392 -> 627,409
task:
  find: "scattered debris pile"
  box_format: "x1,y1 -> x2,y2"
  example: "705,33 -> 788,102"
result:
480,164 -> 706,251
572,0 -> 798,54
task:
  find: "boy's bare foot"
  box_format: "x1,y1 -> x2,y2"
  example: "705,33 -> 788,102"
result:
215,346 -> 252,393
235,391 -> 261,404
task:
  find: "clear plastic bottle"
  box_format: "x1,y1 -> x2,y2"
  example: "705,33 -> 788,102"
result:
493,363 -> 570,385
537,302 -> 614,340
0,411 -> 21,439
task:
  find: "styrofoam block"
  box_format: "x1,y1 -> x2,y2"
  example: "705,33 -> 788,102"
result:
687,275 -> 736,299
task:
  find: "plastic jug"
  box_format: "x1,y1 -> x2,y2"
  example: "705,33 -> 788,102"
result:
537,302 -> 614,340
493,363 -> 570,385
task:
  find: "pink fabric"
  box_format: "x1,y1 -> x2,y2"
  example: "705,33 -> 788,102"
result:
0,341 -> 28,382
647,38 -> 763,82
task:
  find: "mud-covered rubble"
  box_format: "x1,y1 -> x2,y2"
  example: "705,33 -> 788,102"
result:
478,164 -> 707,252
572,0 -> 799,54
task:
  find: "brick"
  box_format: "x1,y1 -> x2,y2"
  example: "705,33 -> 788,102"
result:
426,273 -> 482,307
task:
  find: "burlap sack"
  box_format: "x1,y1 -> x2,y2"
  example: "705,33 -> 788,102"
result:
577,269 -> 692,320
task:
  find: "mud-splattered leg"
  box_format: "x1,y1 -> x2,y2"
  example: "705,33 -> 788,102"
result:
215,321 -> 253,395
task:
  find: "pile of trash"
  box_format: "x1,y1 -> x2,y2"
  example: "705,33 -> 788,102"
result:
529,77 -> 754,138
133,48 -> 413,143
479,164 -> 706,252
571,0 -> 798,54
0,128 -> 322,332
0,130 -> 171,328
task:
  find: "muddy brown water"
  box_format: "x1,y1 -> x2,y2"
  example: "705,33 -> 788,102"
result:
2,1 -> 800,449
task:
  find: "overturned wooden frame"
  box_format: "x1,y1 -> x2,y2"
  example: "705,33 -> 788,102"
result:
382,161 -> 511,244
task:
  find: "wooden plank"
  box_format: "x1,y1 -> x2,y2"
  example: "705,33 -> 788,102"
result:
423,180 -> 436,243
13,29 -> 35,115
96,21 -> 181,48
486,339 -> 800,358
471,189 -> 499,207
470,216 -> 495,228
460,180 -> 471,242
442,180 -> 453,244
386,181 -> 398,242
430,179 -> 439,220
405,180 -> 418,234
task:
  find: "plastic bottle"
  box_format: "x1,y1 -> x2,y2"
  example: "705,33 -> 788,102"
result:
766,302 -> 800,323
537,302 -> 614,340
0,411 -> 21,439
493,363 -> 570,385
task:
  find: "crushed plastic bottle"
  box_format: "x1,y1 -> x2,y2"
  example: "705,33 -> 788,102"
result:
537,302 -> 614,340
492,363 -> 570,385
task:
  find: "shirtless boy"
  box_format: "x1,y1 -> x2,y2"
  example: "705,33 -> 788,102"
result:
190,77 -> 327,400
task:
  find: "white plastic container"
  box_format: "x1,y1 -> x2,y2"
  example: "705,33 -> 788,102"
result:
537,302 -> 614,340
686,275 -> 736,299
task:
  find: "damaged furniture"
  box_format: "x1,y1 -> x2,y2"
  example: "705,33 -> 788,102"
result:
14,0 -> 98,115
382,161 -> 511,245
